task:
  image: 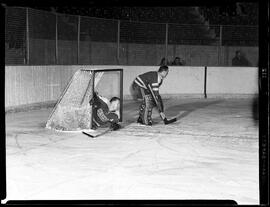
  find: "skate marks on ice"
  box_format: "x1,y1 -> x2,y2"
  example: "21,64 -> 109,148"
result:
6,127 -> 84,156
165,100 -> 223,119
122,99 -> 223,126
4,99 -> 259,203
118,100 -> 219,139
117,110 -> 185,138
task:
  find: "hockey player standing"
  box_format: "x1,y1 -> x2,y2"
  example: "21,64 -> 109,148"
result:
90,92 -> 121,130
132,65 -> 169,125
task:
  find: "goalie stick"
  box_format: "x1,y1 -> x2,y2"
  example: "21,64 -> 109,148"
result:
147,84 -> 177,125
82,123 -> 122,138
82,128 -> 113,138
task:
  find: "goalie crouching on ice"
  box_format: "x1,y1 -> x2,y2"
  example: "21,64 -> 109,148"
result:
89,92 -> 121,131
132,65 -> 169,126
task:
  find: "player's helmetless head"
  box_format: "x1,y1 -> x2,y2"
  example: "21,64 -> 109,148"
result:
174,57 -> 180,63
158,65 -> 169,79
109,97 -> 120,112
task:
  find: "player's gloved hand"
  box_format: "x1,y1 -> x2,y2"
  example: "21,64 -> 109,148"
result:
110,123 -> 121,131
160,112 -> 166,119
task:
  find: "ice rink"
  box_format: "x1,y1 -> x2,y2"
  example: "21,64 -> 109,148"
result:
5,97 -> 259,204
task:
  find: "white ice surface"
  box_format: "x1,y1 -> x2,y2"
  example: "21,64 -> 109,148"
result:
5,98 -> 259,204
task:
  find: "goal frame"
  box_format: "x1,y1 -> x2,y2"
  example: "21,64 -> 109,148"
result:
46,67 -> 123,131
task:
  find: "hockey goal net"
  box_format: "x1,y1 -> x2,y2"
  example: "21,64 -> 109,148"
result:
46,67 -> 123,131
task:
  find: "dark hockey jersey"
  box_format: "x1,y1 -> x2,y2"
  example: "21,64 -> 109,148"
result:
134,71 -> 163,94
91,95 -> 119,128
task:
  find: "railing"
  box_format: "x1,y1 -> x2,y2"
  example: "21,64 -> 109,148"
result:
5,7 -> 258,66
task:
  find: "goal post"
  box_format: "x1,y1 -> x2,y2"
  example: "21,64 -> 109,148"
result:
91,69 -> 123,123
46,67 -> 123,131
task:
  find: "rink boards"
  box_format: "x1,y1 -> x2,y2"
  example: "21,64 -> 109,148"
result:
5,65 -> 258,109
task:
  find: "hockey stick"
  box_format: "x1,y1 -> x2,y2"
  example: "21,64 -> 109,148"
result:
82,128 -> 112,138
82,123 -> 122,138
147,84 -> 177,125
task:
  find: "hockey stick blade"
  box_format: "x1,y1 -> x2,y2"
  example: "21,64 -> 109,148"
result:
164,117 -> 177,125
82,128 -> 112,138
82,131 -> 96,138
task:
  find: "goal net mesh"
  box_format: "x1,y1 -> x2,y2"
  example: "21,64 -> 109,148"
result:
46,69 -> 104,131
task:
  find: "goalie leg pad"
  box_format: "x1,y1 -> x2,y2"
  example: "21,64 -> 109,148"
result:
139,94 -> 155,125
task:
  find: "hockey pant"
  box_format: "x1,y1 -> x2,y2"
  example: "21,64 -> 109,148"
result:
130,81 -> 143,100
138,88 -> 155,125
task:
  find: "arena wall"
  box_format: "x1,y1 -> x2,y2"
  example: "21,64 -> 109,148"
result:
5,65 -> 258,111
